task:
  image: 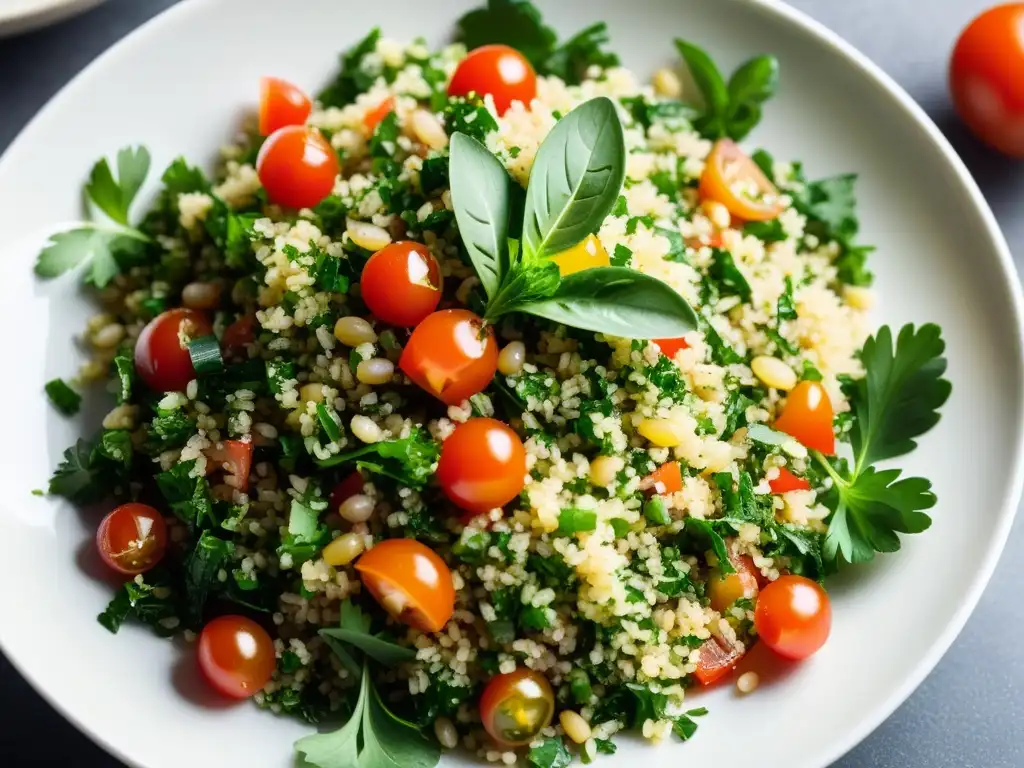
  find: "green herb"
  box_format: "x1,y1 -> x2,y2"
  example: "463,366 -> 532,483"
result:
685,518 -> 735,574
609,518 -> 630,538
145,409 -> 195,452
674,40 -> 779,140
643,496 -> 671,525
443,98 -> 499,142
569,668 -> 592,704
44,378 -> 81,416
316,403 -> 343,443
48,436 -> 131,503
744,218 -> 787,243
816,324 -> 950,567
319,28 -> 382,108
526,738 -> 572,768
187,335 -> 224,376
182,531 -> 234,626
320,600 -> 417,670
595,739 -> 616,755
294,662 -> 440,768
777,276 -> 798,321
279,494 -> 330,566
708,248 -> 751,301
98,572 -> 179,636
113,352 -> 134,403
420,154 -> 450,195
155,460 -> 217,530
519,605 -> 551,630
452,528 -> 492,564
266,360 -> 296,396
611,243 -> 632,267
558,507 -> 598,534
34,146 -> 153,287
316,428 -> 439,489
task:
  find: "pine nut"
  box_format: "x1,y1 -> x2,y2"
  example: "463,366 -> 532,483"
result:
91,323 -> 125,349
182,281 -> 221,310
339,494 -> 374,523
589,455 -> 624,486
736,671 -> 760,694
434,717 -> 459,750
751,356 -> 797,391
638,418 -> 687,447
411,109 -> 449,150
299,383 -> 326,404
346,219 -> 391,251
653,68 -> 683,99
559,711 -> 592,744
843,284 -> 874,310
350,414 -> 383,444
356,358 -> 394,385
334,316 -> 377,346
322,533 -> 364,566
497,341 -> 526,376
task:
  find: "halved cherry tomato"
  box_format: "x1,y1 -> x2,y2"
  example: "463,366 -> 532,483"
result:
769,466 -> 811,494
135,308 -> 213,392
479,668 -> 555,747
355,539 -> 455,633
708,553 -> 760,613
363,96 -> 395,136
197,615 -> 276,699
96,503 -> 168,576
360,241 -> 442,327
773,380 -> 835,455
642,461 -> 682,495
437,418 -> 526,516
205,439 -> 254,491
259,77 -> 312,137
699,139 -> 784,222
399,309 -> 498,405
654,337 -> 689,358
693,635 -> 744,685
329,471 -> 364,513
221,314 -> 256,356
950,4 -> 1024,157
754,574 -> 831,660
448,44 -> 537,115
256,125 -> 339,209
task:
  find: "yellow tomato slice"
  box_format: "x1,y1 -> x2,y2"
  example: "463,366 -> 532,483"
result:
699,139 -> 785,222
550,234 -> 610,275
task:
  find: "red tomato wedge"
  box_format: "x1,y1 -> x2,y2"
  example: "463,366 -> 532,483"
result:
222,314 -> 256,356
329,471 -> 364,513
774,380 -> 835,455
205,439 -> 254,490
643,461 -> 683,495
259,77 -> 312,136
654,338 -> 689,358
399,309 -> 497,405
693,635 -> 744,685
363,97 -> 395,135
768,467 -> 811,494
355,539 -> 455,633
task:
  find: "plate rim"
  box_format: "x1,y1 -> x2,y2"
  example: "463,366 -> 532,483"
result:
0,0 -> 106,39
1,1 -> 1022,767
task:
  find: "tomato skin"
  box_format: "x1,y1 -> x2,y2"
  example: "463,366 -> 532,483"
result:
360,242 -> 442,327
259,77 -> 312,136
399,309 -> 498,405
448,44 -> 537,115
654,337 -> 689,357
363,97 -> 395,135
755,575 -> 831,660
774,380 -> 835,455
437,418 -> 527,515
643,461 -> 682,495
222,314 -> 256,356
479,668 -> 555,747
135,308 -> 213,392
950,4 -> 1024,157
355,539 -> 455,633
205,439 -> 254,490
699,139 -> 784,221
96,503 -> 168,576
769,466 -> 811,494
256,125 -> 339,209
693,636 -> 744,686
329,471 -> 364,513
197,615 -> 276,699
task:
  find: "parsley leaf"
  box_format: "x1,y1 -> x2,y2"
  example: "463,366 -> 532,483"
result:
319,28 -> 382,108
47,435 -> 131,503
98,571 -> 180,636
316,428 -> 439,489
182,531 -> 234,627
85,146 -> 151,225
527,738 -> 572,768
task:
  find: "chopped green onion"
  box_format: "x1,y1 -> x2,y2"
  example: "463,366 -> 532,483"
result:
187,335 -> 224,376
488,619 -> 515,644
45,378 -> 82,416
378,329 -> 400,351
746,423 -> 790,446
519,606 -> 551,630
558,507 -> 597,534
316,403 -> 342,443
643,497 -> 671,525
609,518 -> 630,538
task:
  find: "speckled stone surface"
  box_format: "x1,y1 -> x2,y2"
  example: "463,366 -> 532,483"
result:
1,1 -> 1021,765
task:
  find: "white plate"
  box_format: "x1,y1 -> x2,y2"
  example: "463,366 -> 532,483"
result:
0,0 -> 105,38
1,1 -> 1021,767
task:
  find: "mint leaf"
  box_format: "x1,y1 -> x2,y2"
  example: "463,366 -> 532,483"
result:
320,600 -> 417,667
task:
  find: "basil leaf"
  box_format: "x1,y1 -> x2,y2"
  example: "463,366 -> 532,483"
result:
674,40 -> 729,118
449,132 -> 510,298
727,55 -> 779,108
519,266 -> 697,339
521,97 -> 625,259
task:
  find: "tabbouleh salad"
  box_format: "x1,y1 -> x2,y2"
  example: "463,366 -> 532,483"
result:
35,2 -> 951,766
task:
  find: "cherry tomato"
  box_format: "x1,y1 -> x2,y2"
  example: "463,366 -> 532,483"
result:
699,139 -> 784,222
360,241 -> 442,327
197,615 -> 276,699
437,418 -> 526,516
654,337 -> 689,357
259,77 -> 312,137
205,439 -> 253,490
754,575 -> 832,660
256,125 -> 339,209
643,461 -> 682,495
693,636 -> 744,686
950,4 -> 1024,157
773,380 -> 835,455
355,539 -> 455,633
769,466 -> 811,494
479,668 -> 555,747
135,308 -> 213,392
329,471 -> 364,513
96,503 -> 168,576
708,553 -> 760,613
448,44 -> 537,115
363,96 -> 395,135
222,314 -> 256,356
399,309 -> 498,405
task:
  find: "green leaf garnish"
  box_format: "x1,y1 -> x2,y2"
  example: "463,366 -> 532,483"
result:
319,600 -> 417,669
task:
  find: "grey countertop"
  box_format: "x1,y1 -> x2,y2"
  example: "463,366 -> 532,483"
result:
1,1 -> 1021,765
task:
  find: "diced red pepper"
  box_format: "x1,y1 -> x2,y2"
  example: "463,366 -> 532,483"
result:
643,461 -> 683,495
693,635 -> 744,686
768,467 -> 811,494
205,439 -> 254,490
653,337 -> 689,358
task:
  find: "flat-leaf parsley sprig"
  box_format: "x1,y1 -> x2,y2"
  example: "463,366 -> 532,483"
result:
34,146 -> 153,288
814,323 -> 952,568
449,96 -> 698,339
